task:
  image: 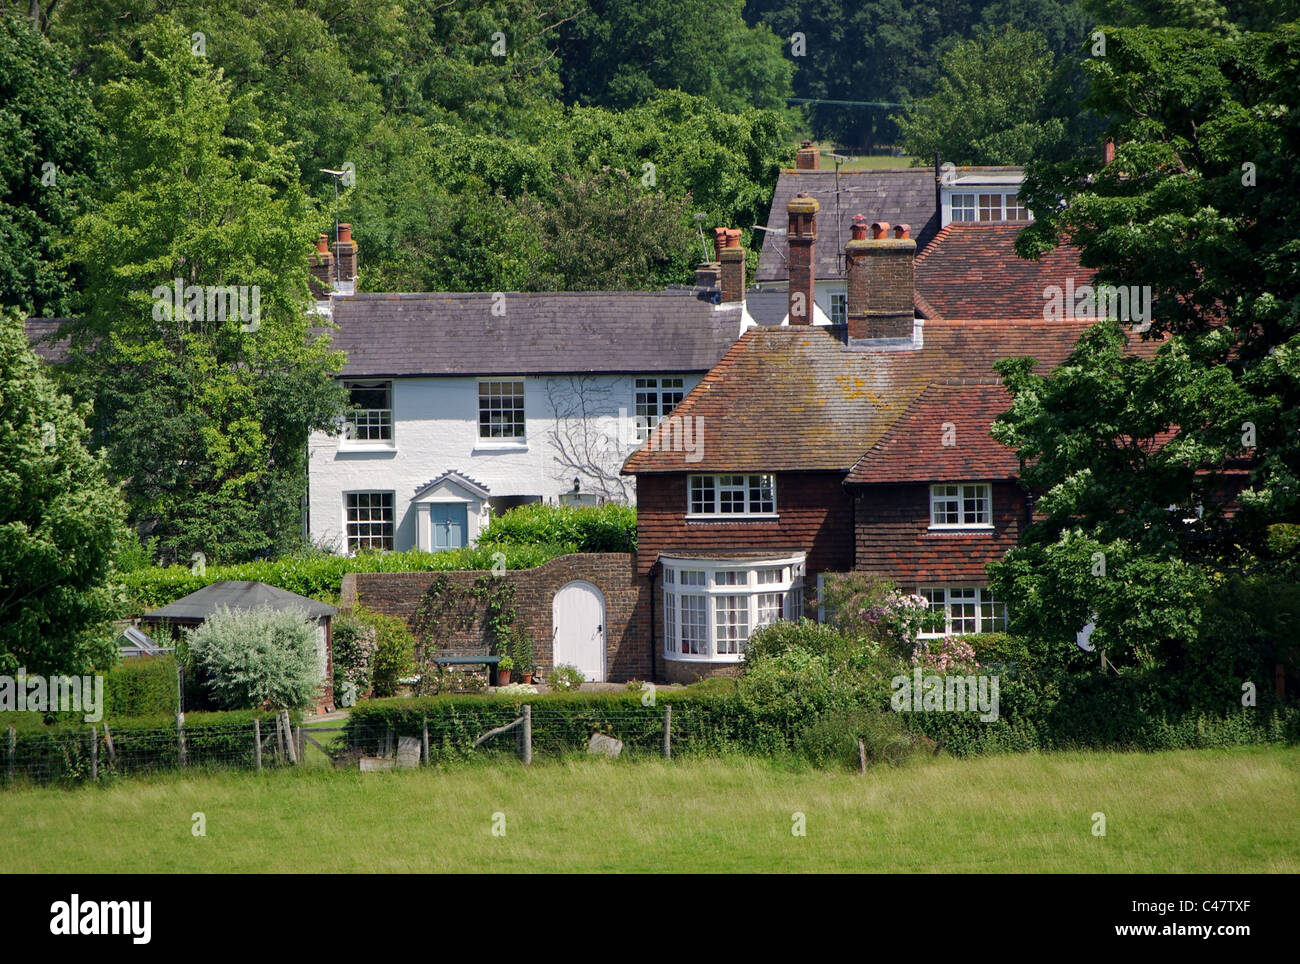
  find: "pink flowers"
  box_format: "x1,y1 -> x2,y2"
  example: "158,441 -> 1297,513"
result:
911,636 -> 980,671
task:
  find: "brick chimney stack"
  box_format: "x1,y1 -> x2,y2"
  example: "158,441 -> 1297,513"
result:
845,216 -> 916,341
787,193 -> 818,325
796,140 -> 819,170
719,228 -> 745,303
333,223 -> 358,289
695,228 -> 728,291
308,234 -> 335,299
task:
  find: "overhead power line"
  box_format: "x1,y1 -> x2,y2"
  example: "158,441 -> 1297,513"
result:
787,97 -> 908,109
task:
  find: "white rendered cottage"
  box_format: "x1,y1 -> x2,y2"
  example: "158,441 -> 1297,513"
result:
306,288 -> 750,554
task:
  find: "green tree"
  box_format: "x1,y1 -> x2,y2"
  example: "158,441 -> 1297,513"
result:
894,26 -> 1066,165
47,0 -> 385,184
518,167 -> 695,289
991,23 -> 1300,663
0,310 -> 130,676
560,0 -> 793,114
0,12 -> 99,316
66,20 -> 345,564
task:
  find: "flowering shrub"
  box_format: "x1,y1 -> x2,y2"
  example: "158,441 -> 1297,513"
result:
818,572 -> 941,656
911,635 -> 980,672
332,613 -> 378,704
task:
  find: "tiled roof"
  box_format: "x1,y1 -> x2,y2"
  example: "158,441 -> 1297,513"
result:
331,289 -> 742,377
756,168 -> 940,282
914,223 -> 1094,321
412,470 -> 491,499
845,381 -> 1019,484
623,320 -> 1158,475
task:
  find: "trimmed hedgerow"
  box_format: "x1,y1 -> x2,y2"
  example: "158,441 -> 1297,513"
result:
121,545 -> 567,613
103,654 -> 179,717
478,502 -> 636,553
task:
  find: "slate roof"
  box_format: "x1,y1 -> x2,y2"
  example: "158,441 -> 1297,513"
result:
331,289 -> 742,377
623,320 -> 1161,476
756,169 -> 941,283
914,223 -> 1094,321
142,581 -> 337,622
745,289 -> 792,327
845,380 -> 1020,484
25,318 -> 75,364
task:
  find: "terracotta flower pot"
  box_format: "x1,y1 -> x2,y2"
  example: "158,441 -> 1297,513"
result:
499,669 -> 512,685
522,673 -> 533,684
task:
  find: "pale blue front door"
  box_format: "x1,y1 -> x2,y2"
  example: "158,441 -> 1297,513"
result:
430,503 -> 468,551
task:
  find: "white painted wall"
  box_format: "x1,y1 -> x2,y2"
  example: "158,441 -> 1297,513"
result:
307,372 -> 704,553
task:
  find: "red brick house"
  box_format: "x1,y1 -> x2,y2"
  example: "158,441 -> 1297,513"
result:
625,194 -> 1158,680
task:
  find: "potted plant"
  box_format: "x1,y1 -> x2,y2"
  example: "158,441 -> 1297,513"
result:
511,626 -> 535,684
497,654 -> 514,685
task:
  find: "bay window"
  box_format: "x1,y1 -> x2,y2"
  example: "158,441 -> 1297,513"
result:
661,554 -> 805,661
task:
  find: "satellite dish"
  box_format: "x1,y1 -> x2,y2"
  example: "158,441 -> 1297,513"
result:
1076,618 -> 1097,652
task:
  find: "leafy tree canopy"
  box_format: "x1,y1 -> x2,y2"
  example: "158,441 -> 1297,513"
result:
0,310 -> 130,675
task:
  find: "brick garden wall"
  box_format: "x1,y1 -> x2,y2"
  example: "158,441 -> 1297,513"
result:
340,553 -> 655,682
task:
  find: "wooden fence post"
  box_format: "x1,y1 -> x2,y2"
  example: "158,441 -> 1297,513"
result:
858,738 -> 867,775
6,725 -> 14,783
102,721 -> 116,764
177,712 -> 188,768
253,718 -> 262,772
274,713 -> 285,764
422,717 -> 430,766
90,726 -> 98,782
283,711 -> 298,765
522,704 -> 532,766
663,704 -> 672,760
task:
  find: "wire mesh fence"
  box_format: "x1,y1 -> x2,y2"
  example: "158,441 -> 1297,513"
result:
3,702 -> 809,786
3,715 -> 306,787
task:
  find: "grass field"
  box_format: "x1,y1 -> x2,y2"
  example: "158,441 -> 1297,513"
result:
2,747 -> 1297,873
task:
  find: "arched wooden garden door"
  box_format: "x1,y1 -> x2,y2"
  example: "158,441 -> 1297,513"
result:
552,581 -> 606,682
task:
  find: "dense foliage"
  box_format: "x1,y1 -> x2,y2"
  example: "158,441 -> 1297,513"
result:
0,311 -> 130,676
478,502 -> 637,553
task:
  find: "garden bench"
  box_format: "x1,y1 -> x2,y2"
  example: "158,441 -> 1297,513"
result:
431,654 -> 502,687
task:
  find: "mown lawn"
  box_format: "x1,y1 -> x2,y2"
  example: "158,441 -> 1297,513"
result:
2,747 -> 1296,873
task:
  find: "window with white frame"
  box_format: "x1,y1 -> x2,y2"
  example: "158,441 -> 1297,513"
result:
829,292 -> 847,326
661,556 -> 804,660
1003,193 -> 1030,221
345,492 -> 394,552
919,587 -> 1006,636
634,377 -> 685,440
343,380 -> 393,442
688,474 -> 776,516
930,483 -> 992,527
478,380 -> 525,440
951,193 -> 976,222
